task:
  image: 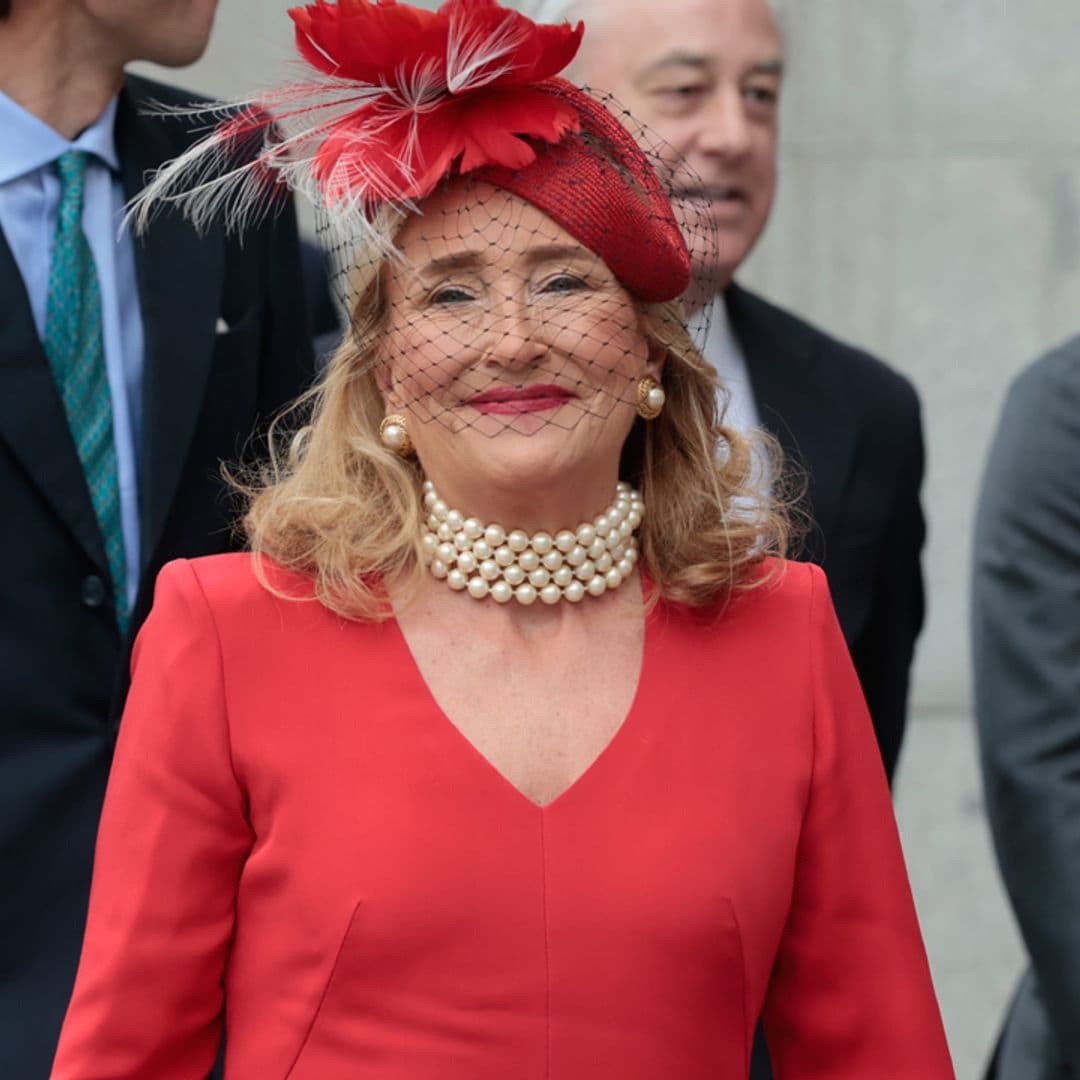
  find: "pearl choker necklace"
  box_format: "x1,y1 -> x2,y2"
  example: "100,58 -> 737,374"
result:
420,481 -> 644,605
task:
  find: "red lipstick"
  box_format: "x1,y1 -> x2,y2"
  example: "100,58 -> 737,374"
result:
468,384 -> 577,415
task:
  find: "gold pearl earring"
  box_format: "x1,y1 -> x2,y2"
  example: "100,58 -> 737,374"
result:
379,414 -> 413,456
636,376 -> 666,420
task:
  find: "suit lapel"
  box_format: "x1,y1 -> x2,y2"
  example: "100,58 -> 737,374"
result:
0,224 -> 109,570
725,283 -> 854,550
117,76 -> 223,569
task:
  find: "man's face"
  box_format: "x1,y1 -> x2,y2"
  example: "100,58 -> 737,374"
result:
574,0 -> 782,287
83,0 -> 219,67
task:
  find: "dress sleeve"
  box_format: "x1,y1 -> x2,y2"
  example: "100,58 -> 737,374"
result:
51,560 -> 252,1079
761,564 -> 953,1078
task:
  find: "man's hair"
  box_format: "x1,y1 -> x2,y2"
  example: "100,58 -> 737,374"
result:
0,0 -> 11,19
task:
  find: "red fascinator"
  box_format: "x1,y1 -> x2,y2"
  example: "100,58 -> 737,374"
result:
291,0 -> 582,204
130,0 -> 694,302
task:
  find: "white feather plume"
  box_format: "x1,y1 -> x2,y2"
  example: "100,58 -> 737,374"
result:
123,1 -> 558,252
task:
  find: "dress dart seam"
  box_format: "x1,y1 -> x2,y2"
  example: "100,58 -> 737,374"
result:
539,812 -> 552,1080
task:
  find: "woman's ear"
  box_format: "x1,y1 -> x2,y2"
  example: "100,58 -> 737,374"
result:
646,340 -> 667,381
635,302 -> 668,381
374,360 -> 400,409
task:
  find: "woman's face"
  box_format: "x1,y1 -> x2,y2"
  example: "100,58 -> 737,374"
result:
380,181 -> 659,511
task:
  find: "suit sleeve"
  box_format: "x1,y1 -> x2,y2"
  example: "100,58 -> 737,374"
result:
849,380 -> 926,781
51,561 -> 252,1079
762,565 -> 953,1078
972,349 -> 1080,1062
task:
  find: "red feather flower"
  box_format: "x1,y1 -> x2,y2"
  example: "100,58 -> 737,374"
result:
287,0 -> 584,207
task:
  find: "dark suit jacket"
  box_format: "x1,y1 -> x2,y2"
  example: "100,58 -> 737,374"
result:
972,338 -> 1080,1078
0,74 -> 313,1077
727,284 -> 926,781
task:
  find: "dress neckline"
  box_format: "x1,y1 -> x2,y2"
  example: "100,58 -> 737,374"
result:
387,576 -> 657,812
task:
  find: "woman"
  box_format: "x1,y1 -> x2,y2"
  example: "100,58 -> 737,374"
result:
52,1 -> 953,1077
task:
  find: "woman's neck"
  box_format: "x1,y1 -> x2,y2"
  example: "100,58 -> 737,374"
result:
422,473 -> 622,536
416,478 -> 644,612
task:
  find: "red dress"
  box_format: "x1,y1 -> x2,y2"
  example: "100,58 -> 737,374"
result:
51,554 -> 953,1078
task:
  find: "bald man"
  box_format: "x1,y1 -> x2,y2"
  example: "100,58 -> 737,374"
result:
533,0 -> 926,786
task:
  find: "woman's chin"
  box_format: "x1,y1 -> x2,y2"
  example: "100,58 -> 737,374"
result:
413,401 -> 632,511
473,438 -> 578,489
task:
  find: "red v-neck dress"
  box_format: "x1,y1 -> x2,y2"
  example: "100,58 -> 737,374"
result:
52,554 -> 953,1079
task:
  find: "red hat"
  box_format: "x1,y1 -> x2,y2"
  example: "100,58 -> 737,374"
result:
477,78 -> 691,302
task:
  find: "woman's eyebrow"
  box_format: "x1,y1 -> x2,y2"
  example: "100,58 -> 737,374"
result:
520,243 -> 592,268
416,243 -> 591,279
415,250 -> 486,279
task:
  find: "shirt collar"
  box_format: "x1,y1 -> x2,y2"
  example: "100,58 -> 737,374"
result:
0,89 -> 121,186
687,291 -> 739,358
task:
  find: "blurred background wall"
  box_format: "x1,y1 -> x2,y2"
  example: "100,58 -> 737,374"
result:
135,2 -> 1080,1075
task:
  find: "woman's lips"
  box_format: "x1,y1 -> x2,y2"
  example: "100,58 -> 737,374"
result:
468,385 -> 578,415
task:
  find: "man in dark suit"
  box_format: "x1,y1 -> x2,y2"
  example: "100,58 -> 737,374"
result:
536,0 -> 925,782
0,1 -> 313,1074
972,337 -> 1080,1080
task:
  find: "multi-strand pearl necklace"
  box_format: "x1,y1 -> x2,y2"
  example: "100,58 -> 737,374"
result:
420,481 -> 644,605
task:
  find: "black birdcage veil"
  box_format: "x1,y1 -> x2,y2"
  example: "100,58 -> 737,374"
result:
315,85 -> 721,443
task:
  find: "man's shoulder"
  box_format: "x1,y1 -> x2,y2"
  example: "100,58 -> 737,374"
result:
993,333 -> 1080,460
1010,333 -> 1080,403
121,72 -> 210,111
726,283 -> 918,407
119,74 -> 236,155
117,72 -> 304,258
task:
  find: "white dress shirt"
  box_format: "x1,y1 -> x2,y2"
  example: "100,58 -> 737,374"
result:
690,292 -> 772,507
692,292 -> 761,434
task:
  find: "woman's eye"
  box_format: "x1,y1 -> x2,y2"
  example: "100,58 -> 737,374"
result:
541,273 -> 586,294
429,285 -> 474,305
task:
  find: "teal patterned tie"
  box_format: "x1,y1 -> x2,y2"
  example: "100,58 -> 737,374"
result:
43,150 -> 128,633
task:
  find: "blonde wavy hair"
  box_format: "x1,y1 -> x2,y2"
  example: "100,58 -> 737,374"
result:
242,237 -> 790,620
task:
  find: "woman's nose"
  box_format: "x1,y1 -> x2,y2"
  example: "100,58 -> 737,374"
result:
481,292 -> 547,372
